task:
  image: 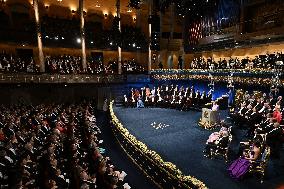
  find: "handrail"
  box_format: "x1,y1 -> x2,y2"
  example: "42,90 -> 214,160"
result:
151,69 -> 282,77
109,101 -> 207,189
0,73 -> 125,84
0,73 -> 153,84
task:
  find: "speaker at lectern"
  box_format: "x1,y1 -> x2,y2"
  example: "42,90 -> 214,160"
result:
200,108 -> 219,128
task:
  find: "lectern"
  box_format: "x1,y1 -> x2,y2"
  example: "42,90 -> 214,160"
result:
199,108 -> 220,129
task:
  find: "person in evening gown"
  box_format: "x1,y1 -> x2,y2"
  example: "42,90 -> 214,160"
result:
228,140 -> 261,180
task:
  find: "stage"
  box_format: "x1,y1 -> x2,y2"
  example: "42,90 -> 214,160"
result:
113,106 -> 284,189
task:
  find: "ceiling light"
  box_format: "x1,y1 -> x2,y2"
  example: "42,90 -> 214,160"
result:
95,1 -> 101,7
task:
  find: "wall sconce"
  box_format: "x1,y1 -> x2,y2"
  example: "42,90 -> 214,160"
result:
71,10 -> 76,14
104,14 -> 108,18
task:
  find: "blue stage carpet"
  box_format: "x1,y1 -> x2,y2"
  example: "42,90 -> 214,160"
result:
113,106 -> 284,189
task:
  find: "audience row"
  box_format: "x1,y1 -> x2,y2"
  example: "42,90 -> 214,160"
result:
124,84 -> 213,110
0,52 -> 39,73
0,51 -> 145,74
190,52 -> 284,70
0,101 -> 130,189
2,50 -> 284,74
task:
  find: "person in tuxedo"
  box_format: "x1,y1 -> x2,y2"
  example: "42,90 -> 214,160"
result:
206,90 -> 213,104
123,95 -> 129,107
266,122 -> 283,158
200,91 -> 207,106
258,102 -> 271,116
230,102 -> 247,127
254,98 -> 263,112
276,96 -> 283,108
247,108 -> 262,137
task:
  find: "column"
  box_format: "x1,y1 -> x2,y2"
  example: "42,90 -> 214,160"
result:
79,0 -> 87,71
239,0 -> 245,35
116,0 -> 122,74
181,15 -> 185,69
148,0 -> 153,74
169,3 -> 175,69
33,0 -> 45,72
157,10 -> 163,65
170,3 -> 174,39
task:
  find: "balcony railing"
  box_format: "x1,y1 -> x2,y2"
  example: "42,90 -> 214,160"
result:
0,73 -> 125,84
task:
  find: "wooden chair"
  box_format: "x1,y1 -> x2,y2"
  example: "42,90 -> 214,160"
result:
248,146 -> 270,183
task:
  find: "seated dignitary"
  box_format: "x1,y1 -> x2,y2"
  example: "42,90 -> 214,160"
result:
204,123 -> 229,158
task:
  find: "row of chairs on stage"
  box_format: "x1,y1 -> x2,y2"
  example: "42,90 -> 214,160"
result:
123,85 -> 229,110
124,95 -> 211,110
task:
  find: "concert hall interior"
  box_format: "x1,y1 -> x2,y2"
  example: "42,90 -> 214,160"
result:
0,0 -> 284,189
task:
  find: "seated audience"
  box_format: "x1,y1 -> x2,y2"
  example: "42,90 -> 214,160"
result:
189,52 -> 284,71
0,51 -> 39,73
0,101 -> 130,188
230,90 -> 284,160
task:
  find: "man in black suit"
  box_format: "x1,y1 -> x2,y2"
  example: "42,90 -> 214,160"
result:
266,122 -> 283,158
230,102 -> 247,126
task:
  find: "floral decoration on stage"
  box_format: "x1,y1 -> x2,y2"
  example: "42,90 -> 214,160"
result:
151,122 -> 170,130
198,119 -> 218,130
109,101 -> 207,189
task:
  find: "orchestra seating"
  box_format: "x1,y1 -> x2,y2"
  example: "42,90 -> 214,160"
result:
0,101 -> 130,189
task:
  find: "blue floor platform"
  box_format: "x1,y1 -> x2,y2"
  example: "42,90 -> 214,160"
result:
113,106 -> 284,189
